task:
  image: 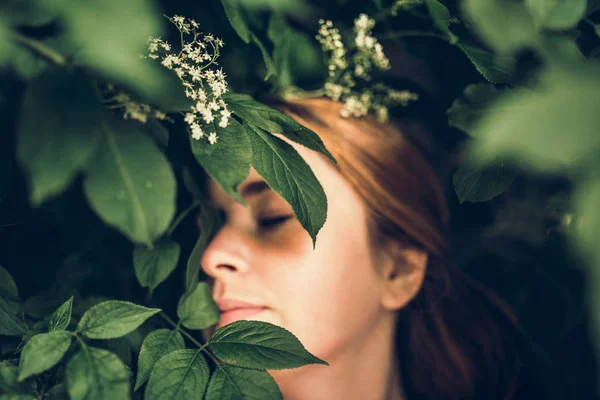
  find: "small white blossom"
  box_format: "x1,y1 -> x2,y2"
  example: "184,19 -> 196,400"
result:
184,113 -> 195,124
191,123 -> 204,140
208,131 -> 218,144
317,14 -> 417,122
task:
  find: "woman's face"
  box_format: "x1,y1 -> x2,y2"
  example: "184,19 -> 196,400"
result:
200,134 -> 394,365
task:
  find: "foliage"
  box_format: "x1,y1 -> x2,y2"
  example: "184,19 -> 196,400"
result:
1,0 -> 600,398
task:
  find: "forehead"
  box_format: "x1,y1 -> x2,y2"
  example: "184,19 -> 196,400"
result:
206,134 -> 339,207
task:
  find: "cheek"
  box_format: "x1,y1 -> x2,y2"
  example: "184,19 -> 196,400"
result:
266,220 -> 384,360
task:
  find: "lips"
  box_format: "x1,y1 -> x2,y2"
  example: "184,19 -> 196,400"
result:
214,298 -> 268,330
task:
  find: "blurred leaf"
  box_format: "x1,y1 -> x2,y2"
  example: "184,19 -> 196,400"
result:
83,113 -> 177,246
17,68 -> 103,207
245,122 -> 327,248
52,0 -> 179,104
6,41 -> 49,80
145,349 -> 209,400
463,0 -> 538,53
0,0 -> 60,27
186,205 -> 223,293
425,0 -> 458,43
76,300 -> 160,339
45,383 -> 69,400
177,282 -> 220,330
453,160 -> 517,203
190,117 -> 251,205
223,92 -> 335,163
66,347 -> 130,400
250,31 -> 277,81
268,13 -> 293,87
467,65 -> 600,171
221,0 -> 251,43
0,266 -> 26,336
134,329 -> 185,391
0,265 -> 20,302
143,119 -> 169,149
133,237 -> 180,291
49,296 -> 74,332
525,0 -> 587,30
205,365 -> 282,400
0,361 -> 36,398
208,320 -> 328,369
18,331 -> 73,381
447,83 -> 505,136
457,43 -> 515,84
24,284 -> 74,319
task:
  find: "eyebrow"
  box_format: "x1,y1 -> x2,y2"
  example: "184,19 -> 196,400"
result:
239,180 -> 271,198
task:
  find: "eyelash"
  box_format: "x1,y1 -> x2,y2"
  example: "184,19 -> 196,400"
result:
258,215 -> 292,229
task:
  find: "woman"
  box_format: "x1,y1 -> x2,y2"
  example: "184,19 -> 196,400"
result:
199,96 -> 539,399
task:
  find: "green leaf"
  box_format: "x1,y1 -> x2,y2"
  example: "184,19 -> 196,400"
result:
133,237 -> 181,290
186,204 -> 224,292
177,282 -> 220,330
0,361 -> 36,397
45,383 -> 69,400
268,13 -> 293,87
143,119 -> 169,149
0,266 -> 26,336
16,68 -> 103,206
83,113 -> 177,246
76,300 -> 160,339
250,32 -> 277,81
525,0 -> 587,30
145,349 -> 210,400
190,117 -> 251,205
425,0 -> 458,43
221,0 -> 251,43
447,83 -> 505,136
208,320 -> 328,369
0,265 -> 20,302
457,43 -> 515,84
245,122 -> 327,248
18,331 -> 73,381
452,160 -> 517,203
0,394 -> 38,400
66,347 -> 130,400
463,0 -> 537,53
467,65 -> 600,171
223,92 -> 335,164
134,329 -> 185,391
51,0 -> 172,103
205,365 -> 282,400
49,296 -> 74,332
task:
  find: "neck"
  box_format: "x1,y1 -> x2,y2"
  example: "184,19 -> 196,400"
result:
268,316 -> 404,400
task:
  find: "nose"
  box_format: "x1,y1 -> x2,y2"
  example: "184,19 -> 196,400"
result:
200,223 -> 252,282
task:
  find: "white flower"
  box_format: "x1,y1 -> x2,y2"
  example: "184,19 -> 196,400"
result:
208,131 -> 218,144
184,113 -> 195,124
191,123 -> 204,140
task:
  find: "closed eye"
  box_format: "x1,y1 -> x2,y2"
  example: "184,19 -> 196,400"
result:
258,215 -> 293,229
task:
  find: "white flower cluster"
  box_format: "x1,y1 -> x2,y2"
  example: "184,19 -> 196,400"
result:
316,14 -> 418,123
146,15 -> 231,145
102,83 -> 169,124
391,0 -> 424,16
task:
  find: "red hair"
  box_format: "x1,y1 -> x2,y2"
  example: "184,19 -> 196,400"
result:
268,97 -> 525,399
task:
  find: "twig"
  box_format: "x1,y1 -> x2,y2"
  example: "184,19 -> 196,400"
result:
12,32 -> 68,67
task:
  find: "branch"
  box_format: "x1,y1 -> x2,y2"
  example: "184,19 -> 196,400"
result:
12,32 -> 68,67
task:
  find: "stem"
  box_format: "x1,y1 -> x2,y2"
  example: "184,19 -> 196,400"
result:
159,311 -> 205,348
166,200 -> 201,236
12,32 -> 68,67
159,311 -> 223,366
380,30 -> 450,42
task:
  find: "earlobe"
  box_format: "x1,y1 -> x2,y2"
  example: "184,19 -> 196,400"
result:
380,247 -> 428,311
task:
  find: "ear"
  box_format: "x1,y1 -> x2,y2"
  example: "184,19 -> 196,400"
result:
379,243 -> 428,311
